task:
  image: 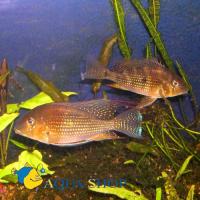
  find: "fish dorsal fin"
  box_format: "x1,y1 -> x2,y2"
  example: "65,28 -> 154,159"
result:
111,58 -> 165,73
70,99 -> 120,120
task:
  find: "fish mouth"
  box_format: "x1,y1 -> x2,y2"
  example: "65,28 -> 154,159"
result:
14,128 -> 24,135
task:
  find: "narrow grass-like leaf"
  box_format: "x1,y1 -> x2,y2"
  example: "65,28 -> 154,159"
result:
145,41 -> 152,58
130,0 -> 173,70
0,113 -> 19,132
112,0 -> 131,58
175,155 -> 193,181
186,185 -> 195,200
88,183 -> 148,200
148,0 -> 160,28
9,139 -> 29,150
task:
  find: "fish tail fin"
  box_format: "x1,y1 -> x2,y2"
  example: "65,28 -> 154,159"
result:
81,60 -> 109,80
113,109 -> 142,138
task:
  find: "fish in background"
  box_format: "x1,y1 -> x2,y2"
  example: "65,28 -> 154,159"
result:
14,99 -> 142,146
81,59 -> 188,108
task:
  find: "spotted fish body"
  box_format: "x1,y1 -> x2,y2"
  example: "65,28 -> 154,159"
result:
14,100 -> 142,146
82,59 -> 188,98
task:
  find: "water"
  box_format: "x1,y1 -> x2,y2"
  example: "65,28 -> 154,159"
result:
0,0 -> 199,99
0,0 -> 200,199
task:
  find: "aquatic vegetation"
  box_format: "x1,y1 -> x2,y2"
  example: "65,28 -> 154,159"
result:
175,155 -> 193,181
111,0 -> 131,58
130,0 -> 173,70
161,171 -> 180,200
126,141 -> 158,156
16,67 -> 68,102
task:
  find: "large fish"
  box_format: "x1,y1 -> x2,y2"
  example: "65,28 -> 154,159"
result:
14,100 -> 142,146
81,59 -> 188,107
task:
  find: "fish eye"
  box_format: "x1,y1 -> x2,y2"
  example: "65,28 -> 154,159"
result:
27,117 -> 35,126
172,80 -> 179,87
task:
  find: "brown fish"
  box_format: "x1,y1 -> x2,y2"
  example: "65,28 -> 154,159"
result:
82,59 -> 188,107
14,100 -> 142,146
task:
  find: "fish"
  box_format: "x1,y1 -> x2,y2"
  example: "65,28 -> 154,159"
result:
81,59 -> 188,108
14,100 -> 142,146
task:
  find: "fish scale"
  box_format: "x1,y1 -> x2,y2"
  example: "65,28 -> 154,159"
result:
83,58 -> 188,99
15,100 -> 142,146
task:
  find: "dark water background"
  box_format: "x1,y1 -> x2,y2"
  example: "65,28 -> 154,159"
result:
0,0 -> 200,115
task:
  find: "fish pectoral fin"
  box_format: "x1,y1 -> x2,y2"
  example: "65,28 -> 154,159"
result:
88,132 -> 125,141
136,96 -> 157,109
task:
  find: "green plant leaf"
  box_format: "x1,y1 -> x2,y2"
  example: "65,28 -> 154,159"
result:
17,67 -> 69,102
9,139 -> 29,150
20,91 -> 77,110
112,0 -> 131,58
156,186 -> 162,200
6,104 -> 20,113
186,185 -> 195,200
126,141 -> 159,156
88,183 -> 148,200
124,160 -> 135,165
0,150 -> 54,183
148,0 -> 160,28
145,41 -> 152,58
130,0 -> 173,70
0,113 -> 19,132
175,155 -> 193,181
162,171 -> 180,200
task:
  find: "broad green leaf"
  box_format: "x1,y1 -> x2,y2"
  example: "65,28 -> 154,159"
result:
124,160 -> 135,165
175,155 -> 193,181
6,104 -> 20,113
0,150 -> 54,183
17,67 -> 68,102
130,0 -> 174,70
89,183 -> 148,200
112,0 -> 131,58
126,141 -> 159,156
149,0 -> 160,28
9,139 -> 29,150
162,171 -> 180,200
186,185 -> 195,200
20,91 -> 77,110
0,113 -> 19,132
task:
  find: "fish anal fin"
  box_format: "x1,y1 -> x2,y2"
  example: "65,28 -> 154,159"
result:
88,132 -> 124,141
